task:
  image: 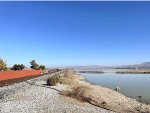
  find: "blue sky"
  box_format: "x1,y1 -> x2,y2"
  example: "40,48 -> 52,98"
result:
0,2 -> 150,67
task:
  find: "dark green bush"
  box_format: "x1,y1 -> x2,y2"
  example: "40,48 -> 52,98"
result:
39,65 -> 46,70
11,64 -> 25,70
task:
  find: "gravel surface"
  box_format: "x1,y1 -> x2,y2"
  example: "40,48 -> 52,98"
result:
0,73 -> 115,113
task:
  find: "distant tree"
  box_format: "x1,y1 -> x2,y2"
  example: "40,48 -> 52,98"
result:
39,65 -> 46,70
20,64 -> 25,69
0,57 -> 7,71
30,60 -> 39,70
11,64 -> 25,71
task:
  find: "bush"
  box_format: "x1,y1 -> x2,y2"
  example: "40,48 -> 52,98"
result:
60,84 -> 91,102
11,64 -> 25,70
39,65 -> 46,70
47,76 -> 60,86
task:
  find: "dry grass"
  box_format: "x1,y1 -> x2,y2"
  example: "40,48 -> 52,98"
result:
60,83 -> 91,102
59,70 -> 80,85
46,70 -> 78,86
59,77 -> 72,85
64,70 -> 78,80
60,70 -> 92,102
60,81 -> 109,109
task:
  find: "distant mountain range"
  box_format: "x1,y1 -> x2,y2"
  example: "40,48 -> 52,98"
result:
115,62 -> 150,69
67,62 -> 150,69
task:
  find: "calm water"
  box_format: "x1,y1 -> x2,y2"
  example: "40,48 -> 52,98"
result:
80,73 -> 150,103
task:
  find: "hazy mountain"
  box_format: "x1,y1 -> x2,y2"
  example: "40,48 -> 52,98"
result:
66,65 -> 112,70
115,62 -> 150,69
139,62 -> 150,67
66,62 -> 150,70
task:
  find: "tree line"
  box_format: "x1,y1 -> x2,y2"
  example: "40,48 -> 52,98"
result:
0,57 -> 46,71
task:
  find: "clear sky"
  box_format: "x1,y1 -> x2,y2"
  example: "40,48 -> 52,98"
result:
0,2 -> 150,67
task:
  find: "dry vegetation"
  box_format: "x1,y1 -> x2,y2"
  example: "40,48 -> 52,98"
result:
63,69 -> 79,80
46,69 -> 150,113
47,76 -> 60,86
60,84 -> 91,102
46,69 -> 80,86
58,70 -> 150,113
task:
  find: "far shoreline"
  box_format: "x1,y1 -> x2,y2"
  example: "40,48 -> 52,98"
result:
75,68 -> 150,74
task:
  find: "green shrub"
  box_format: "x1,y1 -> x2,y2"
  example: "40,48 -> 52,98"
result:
47,76 -> 60,86
39,65 -> 46,70
11,64 -> 25,70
